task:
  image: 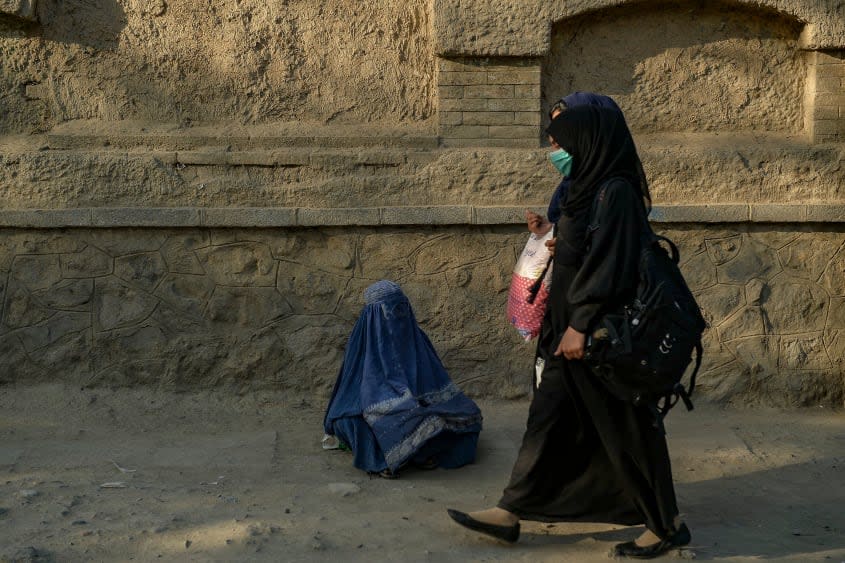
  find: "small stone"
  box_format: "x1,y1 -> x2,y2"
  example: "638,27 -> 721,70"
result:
72,519 -> 87,525
185,539 -> 192,549
327,483 -> 360,497
677,548 -> 697,559
19,489 -> 39,499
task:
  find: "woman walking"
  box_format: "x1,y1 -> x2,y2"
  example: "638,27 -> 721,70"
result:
447,105 -> 690,559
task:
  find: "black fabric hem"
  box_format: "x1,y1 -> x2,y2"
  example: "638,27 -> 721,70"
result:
496,500 -> 644,526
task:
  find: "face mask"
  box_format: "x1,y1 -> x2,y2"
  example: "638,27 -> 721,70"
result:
549,148 -> 573,176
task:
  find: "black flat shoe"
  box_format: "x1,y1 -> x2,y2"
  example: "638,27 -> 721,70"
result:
613,523 -> 691,559
446,509 -> 520,543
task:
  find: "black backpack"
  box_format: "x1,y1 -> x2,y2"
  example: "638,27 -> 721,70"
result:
583,188 -> 706,428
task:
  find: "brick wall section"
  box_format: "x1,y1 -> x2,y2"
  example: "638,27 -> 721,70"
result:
810,50 -> 845,143
438,57 -> 542,147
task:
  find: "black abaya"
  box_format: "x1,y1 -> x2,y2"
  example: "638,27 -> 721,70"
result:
497,177 -> 680,539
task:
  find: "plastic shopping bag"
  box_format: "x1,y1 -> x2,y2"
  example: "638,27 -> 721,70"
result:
507,230 -> 553,341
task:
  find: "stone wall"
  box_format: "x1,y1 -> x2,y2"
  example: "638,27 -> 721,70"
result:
543,2 -> 806,133
2,0 -> 845,405
434,0 -> 845,142
1,134 -> 842,209
438,58 -> 542,147
1,220 -> 844,406
808,50 -> 845,143
671,224 -> 845,406
0,0 -> 434,134
0,225 -> 528,399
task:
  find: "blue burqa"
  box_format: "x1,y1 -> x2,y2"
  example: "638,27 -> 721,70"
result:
547,92 -> 624,223
323,281 -> 483,473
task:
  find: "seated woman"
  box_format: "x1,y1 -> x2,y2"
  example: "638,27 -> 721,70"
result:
323,280 -> 483,478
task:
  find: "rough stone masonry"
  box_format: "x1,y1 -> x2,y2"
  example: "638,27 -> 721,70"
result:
0,0 -> 844,406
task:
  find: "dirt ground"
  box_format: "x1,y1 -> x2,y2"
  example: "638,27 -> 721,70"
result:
1,384 -> 844,563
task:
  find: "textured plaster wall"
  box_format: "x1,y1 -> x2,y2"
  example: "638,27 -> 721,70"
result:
543,2 -> 806,133
1,0 -> 844,403
671,225 -> 845,406
0,227 -> 528,398
434,0 -> 845,55
1,138 -> 842,209
1,225 -> 844,406
0,0 -> 434,134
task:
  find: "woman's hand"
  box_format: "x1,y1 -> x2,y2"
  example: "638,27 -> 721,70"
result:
555,326 -> 586,360
544,236 -> 556,257
525,210 -> 552,236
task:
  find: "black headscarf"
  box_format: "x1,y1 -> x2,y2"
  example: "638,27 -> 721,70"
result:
546,92 -> 626,224
546,105 -> 651,223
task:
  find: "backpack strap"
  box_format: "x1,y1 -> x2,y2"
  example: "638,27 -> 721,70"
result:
649,340 -> 703,432
589,178 -> 656,252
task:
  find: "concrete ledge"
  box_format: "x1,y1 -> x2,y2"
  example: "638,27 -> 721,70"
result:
440,138 -> 539,148
648,204 -> 750,223
203,208 -> 297,227
472,206 -> 544,224
749,204 -> 808,222
0,209 -> 92,228
0,204 -> 844,228
807,204 -> 845,222
380,206 -> 472,225
46,133 -> 440,151
298,208 -> 381,227
473,206 -> 524,225
91,208 -> 203,227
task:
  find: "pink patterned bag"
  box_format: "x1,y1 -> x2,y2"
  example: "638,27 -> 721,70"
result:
507,231 -> 553,341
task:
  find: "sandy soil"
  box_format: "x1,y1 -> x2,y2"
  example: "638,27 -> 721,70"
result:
1,384 -> 844,563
